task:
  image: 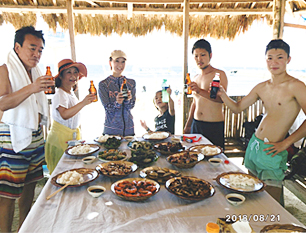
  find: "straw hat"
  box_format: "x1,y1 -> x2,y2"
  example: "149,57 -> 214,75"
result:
54,59 -> 87,79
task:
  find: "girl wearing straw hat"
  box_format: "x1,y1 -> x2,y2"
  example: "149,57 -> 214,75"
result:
45,59 -> 96,174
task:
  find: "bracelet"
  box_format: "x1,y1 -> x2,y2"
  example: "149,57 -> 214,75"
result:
146,127 -> 150,132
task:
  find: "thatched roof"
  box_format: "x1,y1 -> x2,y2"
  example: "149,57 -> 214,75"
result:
0,0 -> 305,40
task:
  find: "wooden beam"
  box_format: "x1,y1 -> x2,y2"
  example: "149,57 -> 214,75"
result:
91,0 -> 272,3
67,0 -> 76,61
284,22 -> 306,29
183,0 -> 189,131
272,0 -> 286,39
0,5 -> 273,15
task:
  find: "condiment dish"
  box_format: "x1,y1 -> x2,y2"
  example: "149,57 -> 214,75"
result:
87,185 -> 106,198
124,136 -> 135,142
208,158 -> 222,167
226,193 -> 245,206
82,156 -> 96,164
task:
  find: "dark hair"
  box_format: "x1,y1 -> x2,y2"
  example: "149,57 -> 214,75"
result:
14,26 -> 45,49
192,39 -> 212,55
265,39 -> 290,57
55,67 -> 79,91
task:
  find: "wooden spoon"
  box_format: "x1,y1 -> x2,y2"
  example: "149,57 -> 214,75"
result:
46,181 -> 71,200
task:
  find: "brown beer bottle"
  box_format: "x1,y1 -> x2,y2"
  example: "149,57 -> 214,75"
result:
121,78 -> 128,100
44,66 -> 55,94
184,73 -> 192,95
89,80 -> 98,102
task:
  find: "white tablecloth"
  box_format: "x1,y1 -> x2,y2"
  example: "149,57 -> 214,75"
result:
19,134 -> 305,233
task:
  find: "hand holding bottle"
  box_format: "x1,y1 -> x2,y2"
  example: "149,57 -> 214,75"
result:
82,94 -> 97,105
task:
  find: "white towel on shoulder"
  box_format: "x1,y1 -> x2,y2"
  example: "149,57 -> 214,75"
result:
2,49 -> 49,153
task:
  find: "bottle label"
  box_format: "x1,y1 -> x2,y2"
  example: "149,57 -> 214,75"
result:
211,80 -> 220,87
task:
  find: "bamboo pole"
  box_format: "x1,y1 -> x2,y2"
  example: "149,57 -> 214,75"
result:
272,0 -> 286,39
182,0 -> 190,130
67,0 -> 76,61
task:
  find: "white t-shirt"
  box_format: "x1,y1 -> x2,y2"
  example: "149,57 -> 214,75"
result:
52,88 -> 80,129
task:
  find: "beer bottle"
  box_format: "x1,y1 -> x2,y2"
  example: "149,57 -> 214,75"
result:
210,73 -> 220,99
44,66 -> 55,94
89,80 -> 98,102
184,73 -> 192,95
121,78 -> 128,100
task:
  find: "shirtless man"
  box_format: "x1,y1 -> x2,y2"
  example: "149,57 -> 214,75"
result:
218,39 -> 306,204
0,26 -> 54,232
184,39 -> 228,150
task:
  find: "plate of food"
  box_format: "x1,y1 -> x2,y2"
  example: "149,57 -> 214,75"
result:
98,149 -> 128,162
260,224 -> 306,232
96,161 -> 138,178
65,144 -> 100,157
215,172 -> 265,193
129,149 -> 158,167
127,140 -> 153,151
111,178 -> 160,201
139,166 -> 181,184
94,135 -> 122,144
189,144 -> 223,157
166,151 -> 204,169
142,131 -> 170,141
165,176 -> 215,201
51,168 -> 99,187
154,142 -> 185,155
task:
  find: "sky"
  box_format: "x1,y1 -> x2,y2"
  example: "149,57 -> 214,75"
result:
0,13 -> 305,72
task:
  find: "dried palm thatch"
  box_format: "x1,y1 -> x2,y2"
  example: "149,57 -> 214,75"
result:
2,12 -> 37,29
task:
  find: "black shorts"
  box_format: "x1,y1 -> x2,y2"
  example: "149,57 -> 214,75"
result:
191,119 -> 224,150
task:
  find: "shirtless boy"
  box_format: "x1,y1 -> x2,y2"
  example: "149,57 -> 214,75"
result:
184,39 -> 228,150
218,39 -> 306,203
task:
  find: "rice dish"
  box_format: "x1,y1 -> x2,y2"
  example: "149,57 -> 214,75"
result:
145,132 -> 168,139
70,144 -> 91,155
228,175 -> 257,188
58,171 -> 84,185
97,135 -> 111,143
201,146 -> 220,155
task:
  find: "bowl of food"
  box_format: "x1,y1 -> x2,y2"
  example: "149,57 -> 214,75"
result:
127,140 -> 153,151
142,131 -> 170,141
95,135 -> 122,149
87,185 -> 106,198
65,144 -> 100,157
129,149 -> 158,167
208,158 -> 222,167
111,178 -> 160,201
139,166 -> 181,184
165,176 -> 215,201
166,151 -> 204,169
154,142 -> 185,155
189,144 -> 222,157
82,156 -> 96,164
98,149 -> 127,162
225,193 -> 245,206
96,161 -> 138,178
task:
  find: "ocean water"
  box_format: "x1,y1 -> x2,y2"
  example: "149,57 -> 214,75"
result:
75,65 -> 306,138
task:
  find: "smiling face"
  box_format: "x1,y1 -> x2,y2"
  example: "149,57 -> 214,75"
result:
266,48 -> 291,76
193,48 -> 212,70
110,57 -> 126,77
14,34 -> 44,71
60,67 -> 80,89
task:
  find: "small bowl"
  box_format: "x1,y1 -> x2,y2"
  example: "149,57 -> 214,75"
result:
208,158 -> 222,167
87,185 -> 106,198
226,193 -> 245,206
124,136 -> 135,142
82,156 -> 96,164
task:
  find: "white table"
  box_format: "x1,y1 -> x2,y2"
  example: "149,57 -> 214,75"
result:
19,134 -> 305,233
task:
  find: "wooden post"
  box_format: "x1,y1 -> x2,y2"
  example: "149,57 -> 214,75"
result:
272,0 -> 286,39
182,0 -> 190,130
67,0 -> 76,61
